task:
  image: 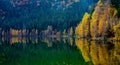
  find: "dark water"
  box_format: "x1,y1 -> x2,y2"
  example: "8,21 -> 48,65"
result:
0,37 -> 120,65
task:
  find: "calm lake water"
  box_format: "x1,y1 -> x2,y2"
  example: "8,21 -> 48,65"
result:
0,37 -> 120,65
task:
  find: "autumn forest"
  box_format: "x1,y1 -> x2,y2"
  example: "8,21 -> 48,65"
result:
0,0 -> 120,65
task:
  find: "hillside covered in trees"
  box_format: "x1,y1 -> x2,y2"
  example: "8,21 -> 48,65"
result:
76,0 -> 120,40
0,0 -> 98,37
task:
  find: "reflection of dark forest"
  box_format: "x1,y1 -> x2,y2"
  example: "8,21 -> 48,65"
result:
0,36 -> 75,47
0,36 -> 120,65
0,37 -> 90,65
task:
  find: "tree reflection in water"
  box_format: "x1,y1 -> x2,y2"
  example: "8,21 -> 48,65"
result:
0,37 -> 120,65
0,37 -> 89,65
75,38 -> 120,65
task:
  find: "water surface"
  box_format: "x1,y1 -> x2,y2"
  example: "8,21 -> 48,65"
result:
0,37 -> 120,65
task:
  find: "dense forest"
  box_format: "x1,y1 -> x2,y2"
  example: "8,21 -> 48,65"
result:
1,1 -> 120,65
76,0 -> 120,40
0,0 -> 98,37
1,0 -> 120,39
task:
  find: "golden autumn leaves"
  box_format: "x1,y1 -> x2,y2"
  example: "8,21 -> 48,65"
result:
75,13 -> 90,37
113,21 -> 120,40
75,0 -> 120,39
75,39 -> 120,65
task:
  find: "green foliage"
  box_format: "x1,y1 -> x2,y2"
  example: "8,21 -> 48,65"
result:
0,0 -> 98,32
111,0 -> 120,17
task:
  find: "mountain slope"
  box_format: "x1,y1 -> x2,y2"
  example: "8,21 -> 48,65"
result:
0,0 -> 97,31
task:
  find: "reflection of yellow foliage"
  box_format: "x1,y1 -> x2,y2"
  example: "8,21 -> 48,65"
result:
63,38 -> 66,44
44,38 -> 52,47
69,38 -> 73,46
90,41 -> 110,65
56,37 -> 60,41
75,13 -> 90,37
11,37 -> 18,44
90,41 -> 99,65
36,30 -> 38,35
10,37 -> 27,44
2,37 -> 4,42
98,44 -> 109,65
90,41 -> 120,65
63,29 -> 66,35
22,37 -> 26,43
75,39 -> 90,62
113,42 -> 120,62
75,38 -> 120,65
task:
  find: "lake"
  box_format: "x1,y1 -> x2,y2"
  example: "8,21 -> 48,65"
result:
0,37 -> 120,65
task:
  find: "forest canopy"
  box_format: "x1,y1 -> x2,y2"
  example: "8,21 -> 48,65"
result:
0,0 -> 98,32
75,0 -> 120,40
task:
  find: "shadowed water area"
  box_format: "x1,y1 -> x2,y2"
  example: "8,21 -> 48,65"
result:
0,37 -> 120,65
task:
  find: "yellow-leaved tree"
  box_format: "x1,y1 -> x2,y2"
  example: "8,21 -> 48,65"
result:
75,13 -> 90,37
76,0 -> 119,38
114,19 -> 120,40
69,27 -> 73,36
